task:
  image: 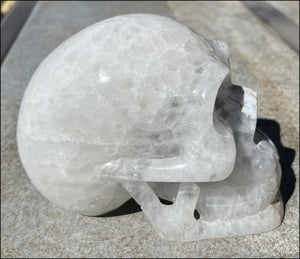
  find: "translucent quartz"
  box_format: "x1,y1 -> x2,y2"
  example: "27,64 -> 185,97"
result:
17,14 -> 283,241
17,14 -> 235,215
142,85 -> 283,240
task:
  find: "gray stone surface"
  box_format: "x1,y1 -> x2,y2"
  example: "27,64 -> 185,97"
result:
267,1 -> 299,25
1,1 -> 299,257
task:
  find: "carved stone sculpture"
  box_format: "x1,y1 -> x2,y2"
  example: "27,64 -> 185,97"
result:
17,14 -> 283,241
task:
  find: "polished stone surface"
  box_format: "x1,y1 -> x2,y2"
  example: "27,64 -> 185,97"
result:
17,14 -> 236,217
1,1 -> 299,257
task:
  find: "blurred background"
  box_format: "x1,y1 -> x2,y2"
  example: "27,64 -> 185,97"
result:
1,1 -> 299,62
1,0 -> 16,18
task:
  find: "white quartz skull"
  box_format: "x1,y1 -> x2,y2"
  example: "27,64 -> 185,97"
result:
17,14 -> 283,241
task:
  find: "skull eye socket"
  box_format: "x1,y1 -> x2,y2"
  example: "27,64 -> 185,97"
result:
213,74 -> 244,135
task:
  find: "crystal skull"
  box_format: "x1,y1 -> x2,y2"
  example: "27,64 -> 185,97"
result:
17,14 -> 283,241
